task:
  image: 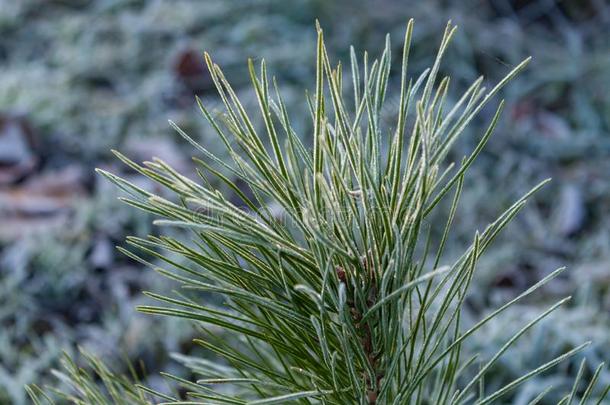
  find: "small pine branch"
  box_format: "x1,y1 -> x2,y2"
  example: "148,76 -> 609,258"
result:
30,20 -> 608,405
26,348 -> 161,405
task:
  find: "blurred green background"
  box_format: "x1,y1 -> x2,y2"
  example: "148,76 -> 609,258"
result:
0,0 -> 609,403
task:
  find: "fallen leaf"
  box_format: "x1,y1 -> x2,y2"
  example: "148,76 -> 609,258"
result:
0,114 -> 38,185
173,47 -> 213,95
0,165 -> 87,241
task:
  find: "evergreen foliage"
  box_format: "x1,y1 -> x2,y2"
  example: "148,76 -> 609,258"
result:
29,20 -> 608,404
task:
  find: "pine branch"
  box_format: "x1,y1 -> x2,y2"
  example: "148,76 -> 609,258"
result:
29,20 -> 608,405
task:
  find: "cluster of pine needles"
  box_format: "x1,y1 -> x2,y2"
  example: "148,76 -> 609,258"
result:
29,20 -> 608,404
